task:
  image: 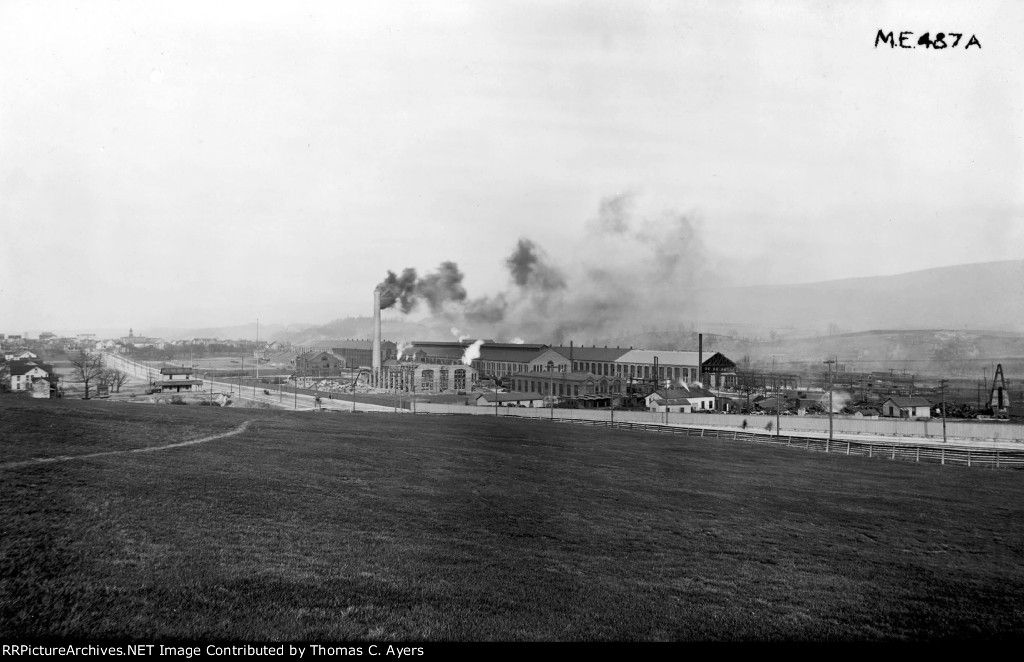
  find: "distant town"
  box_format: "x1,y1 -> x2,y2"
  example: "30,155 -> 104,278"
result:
2,325 -> 1018,423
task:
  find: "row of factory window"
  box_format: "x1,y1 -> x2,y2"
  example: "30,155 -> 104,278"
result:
513,378 -> 622,396
518,361 -> 698,382
417,369 -> 467,392
573,363 -> 698,382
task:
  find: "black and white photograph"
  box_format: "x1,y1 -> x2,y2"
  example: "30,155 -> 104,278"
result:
2,0 -> 1023,645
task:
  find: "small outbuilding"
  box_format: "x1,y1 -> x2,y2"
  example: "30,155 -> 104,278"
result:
880,396 -> 932,419
473,391 -> 546,407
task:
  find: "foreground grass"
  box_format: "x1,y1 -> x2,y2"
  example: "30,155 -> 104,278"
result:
1,397 -> 1023,641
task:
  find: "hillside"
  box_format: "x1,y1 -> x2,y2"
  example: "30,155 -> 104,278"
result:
689,260 -> 1024,336
4,398 -> 1024,640
274,316 -> 438,346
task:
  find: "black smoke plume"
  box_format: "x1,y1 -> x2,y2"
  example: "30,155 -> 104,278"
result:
378,268 -> 417,312
417,261 -> 468,313
378,262 -> 468,313
506,238 -> 566,291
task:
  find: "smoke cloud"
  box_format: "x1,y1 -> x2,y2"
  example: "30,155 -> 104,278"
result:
378,262 -> 468,313
506,238 -> 566,291
461,339 -> 484,366
377,192 -> 708,344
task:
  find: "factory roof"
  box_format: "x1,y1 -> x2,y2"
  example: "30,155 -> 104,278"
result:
548,346 -> 630,362
617,349 -> 703,366
330,339 -> 373,349
477,346 -> 545,363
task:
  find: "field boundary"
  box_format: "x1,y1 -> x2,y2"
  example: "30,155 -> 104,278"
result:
421,412 -> 1024,470
0,420 -> 252,470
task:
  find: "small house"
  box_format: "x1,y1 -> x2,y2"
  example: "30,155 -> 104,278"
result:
880,397 -> 931,419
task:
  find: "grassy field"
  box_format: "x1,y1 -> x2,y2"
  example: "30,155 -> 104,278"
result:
2,397 -> 1024,641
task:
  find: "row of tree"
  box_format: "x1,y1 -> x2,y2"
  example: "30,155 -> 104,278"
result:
67,351 -> 128,398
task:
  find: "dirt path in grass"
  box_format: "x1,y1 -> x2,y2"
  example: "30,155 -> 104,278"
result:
0,420 -> 252,470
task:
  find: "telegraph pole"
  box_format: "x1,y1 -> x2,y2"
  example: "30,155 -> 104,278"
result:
773,357 -> 780,437
824,358 -> 836,447
940,379 -> 948,443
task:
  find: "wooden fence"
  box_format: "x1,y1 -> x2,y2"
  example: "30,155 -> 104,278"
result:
415,402 -> 1024,442
417,408 -> 1024,470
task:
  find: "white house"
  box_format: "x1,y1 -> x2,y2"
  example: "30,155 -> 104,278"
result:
645,389 -> 693,413
9,362 -> 49,392
880,397 -> 932,419
157,366 -> 203,392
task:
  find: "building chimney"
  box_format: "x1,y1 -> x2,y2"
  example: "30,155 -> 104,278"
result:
698,333 -> 703,385
372,288 -> 382,373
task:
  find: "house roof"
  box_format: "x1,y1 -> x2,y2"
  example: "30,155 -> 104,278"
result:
883,397 -> 932,408
9,363 -> 48,376
475,391 -> 545,403
160,366 -> 195,375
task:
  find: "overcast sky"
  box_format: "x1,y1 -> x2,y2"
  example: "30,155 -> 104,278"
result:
2,0 -> 1021,335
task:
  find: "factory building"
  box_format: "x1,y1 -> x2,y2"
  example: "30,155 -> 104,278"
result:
332,339 -> 396,368
475,343 -> 547,380
509,370 -> 624,401
553,346 -> 630,377
406,340 -> 547,380
296,350 -> 347,377
375,359 -> 477,394
613,349 -> 736,388
407,340 -> 473,365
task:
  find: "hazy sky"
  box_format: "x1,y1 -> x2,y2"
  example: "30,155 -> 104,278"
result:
2,0 -> 1021,334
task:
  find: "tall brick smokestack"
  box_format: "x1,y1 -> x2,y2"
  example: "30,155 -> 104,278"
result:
373,287 -> 382,373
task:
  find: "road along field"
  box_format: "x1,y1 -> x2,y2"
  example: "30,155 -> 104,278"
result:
2,397 -> 1024,641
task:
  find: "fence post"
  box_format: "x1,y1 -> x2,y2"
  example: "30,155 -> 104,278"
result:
996,451 -> 1000,469
916,447 -> 920,463
846,442 -> 850,455
941,448 -> 945,465
967,450 -> 971,468
868,444 -> 873,458
891,446 -> 895,460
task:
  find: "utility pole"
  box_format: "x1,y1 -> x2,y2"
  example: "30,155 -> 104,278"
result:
940,379 -> 948,443
773,357 -> 780,437
824,358 -> 836,446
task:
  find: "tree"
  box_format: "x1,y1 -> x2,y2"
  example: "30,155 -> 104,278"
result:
107,368 -> 129,393
69,350 -> 105,399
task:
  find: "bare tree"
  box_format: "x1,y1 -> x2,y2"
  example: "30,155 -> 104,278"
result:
69,350 -> 105,399
106,368 -> 129,393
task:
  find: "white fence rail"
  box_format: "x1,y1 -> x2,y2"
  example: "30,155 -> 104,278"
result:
415,403 -> 1024,442
409,404 -> 1024,469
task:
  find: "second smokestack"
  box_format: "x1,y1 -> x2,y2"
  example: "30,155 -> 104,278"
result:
373,287 -> 382,373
